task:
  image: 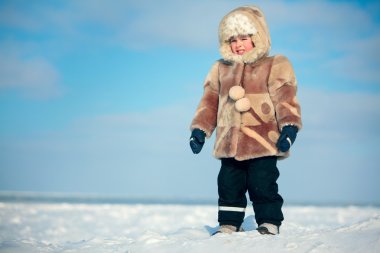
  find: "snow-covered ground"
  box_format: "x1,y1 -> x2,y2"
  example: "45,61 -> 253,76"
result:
0,202 -> 379,253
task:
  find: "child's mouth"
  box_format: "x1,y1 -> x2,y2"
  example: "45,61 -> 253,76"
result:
236,49 -> 245,55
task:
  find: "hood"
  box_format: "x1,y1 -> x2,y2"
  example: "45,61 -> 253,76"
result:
218,5 -> 271,63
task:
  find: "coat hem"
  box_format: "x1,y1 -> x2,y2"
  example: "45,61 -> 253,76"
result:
213,152 -> 289,161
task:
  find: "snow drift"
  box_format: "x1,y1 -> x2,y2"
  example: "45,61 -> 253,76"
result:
0,202 -> 379,253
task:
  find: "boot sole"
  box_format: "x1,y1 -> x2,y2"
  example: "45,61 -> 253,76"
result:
257,227 -> 276,235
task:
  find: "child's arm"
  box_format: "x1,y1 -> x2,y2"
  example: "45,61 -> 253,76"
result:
268,55 -> 302,132
190,62 -> 220,138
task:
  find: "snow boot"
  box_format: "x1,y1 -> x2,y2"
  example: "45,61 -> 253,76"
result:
212,225 -> 244,235
257,223 -> 279,235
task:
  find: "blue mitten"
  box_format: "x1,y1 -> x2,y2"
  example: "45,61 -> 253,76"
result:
190,128 -> 206,154
276,125 -> 298,152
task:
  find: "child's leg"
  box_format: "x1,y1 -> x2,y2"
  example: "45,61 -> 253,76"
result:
246,156 -> 284,227
217,158 -> 247,228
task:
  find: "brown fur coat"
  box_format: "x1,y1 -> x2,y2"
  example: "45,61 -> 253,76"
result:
190,6 -> 302,161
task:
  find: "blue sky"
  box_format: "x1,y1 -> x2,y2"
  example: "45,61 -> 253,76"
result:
0,0 -> 379,205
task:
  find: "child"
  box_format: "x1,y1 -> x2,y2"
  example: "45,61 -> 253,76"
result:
189,5 -> 302,235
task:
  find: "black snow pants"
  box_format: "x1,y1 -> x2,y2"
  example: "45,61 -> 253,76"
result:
217,156 -> 284,228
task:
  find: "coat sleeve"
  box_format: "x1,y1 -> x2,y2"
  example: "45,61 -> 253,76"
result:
268,55 -> 302,131
190,62 -> 220,138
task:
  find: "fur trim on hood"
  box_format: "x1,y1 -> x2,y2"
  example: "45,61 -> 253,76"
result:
219,5 -> 271,63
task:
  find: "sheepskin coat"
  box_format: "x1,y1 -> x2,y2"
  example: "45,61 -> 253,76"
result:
190,6 -> 302,161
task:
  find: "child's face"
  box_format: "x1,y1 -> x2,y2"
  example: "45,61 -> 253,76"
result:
229,35 -> 254,55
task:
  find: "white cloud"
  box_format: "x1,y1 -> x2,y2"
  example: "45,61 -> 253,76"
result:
69,1 -> 380,85
323,35 -> 380,83
1,0 -> 379,96
0,0 -> 237,49
116,1 -> 230,49
299,87 -> 380,142
0,50 -> 63,99
263,1 -> 373,31
259,1 -> 380,86
1,0 -> 378,48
